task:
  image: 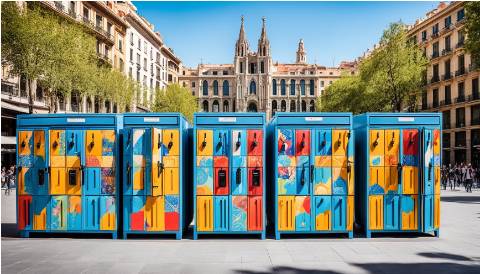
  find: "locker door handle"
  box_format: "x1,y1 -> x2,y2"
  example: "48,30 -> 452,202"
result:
126,164 -> 131,185
410,169 -> 413,191
170,169 -> 173,192
299,132 -> 305,150
236,168 -> 242,185
321,132 -> 326,148
255,200 -> 259,228
92,199 -> 96,226
252,132 -> 258,149
157,161 -> 164,177
373,132 -> 380,147
409,132 -> 414,145
236,132 -> 242,150
203,201 -> 207,229
428,163 -> 433,181
168,133 -> 174,151
69,132 -> 75,149
59,200 -> 63,228
390,132 -> 395,147
21,139 -> 26,148
57,170 -> 60,186
93,169 -> 96,188
38,169 -> 45,185
300,167 -> 305,185
310,165 -> 314,185
90,133 -> 95,149
202,133 -> 207,148
158,133 -> 162,149
217,132 -> 223,149
280,140 -> 286,153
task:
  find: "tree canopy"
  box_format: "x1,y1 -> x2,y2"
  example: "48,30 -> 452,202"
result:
152,84 -> 199,123
465,2 -> 480,68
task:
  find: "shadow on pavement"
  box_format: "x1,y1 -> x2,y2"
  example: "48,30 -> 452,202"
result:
352,262 -> 480,274
1,223 -> 18,237
441,196 -> 480,204
418,252 -> 473,261
234,266 -> 342,274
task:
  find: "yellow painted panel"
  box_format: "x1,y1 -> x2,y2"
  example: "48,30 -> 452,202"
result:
133,167 -> 145,192
369,167 -> 385,193
17,167 -> 29,195
49,129 -> 65,156
384,130 -> 400,166
385,166 -> 399,193
145,196 -> 165,231
434,195 -> 440,229
369,130 -> 384,166
315,210 -> 331,231
101,156 -> 115,168
66,156 -> 81,168
332,130 -> 349,156
164,167 -> 179,195
33,207 -> 47,230
151,164 -> 163,196
401,195 -> 418,230
151,128 -> 163,157
197,196 -> 213,231
278,196 -> 294,231
434,166 -> 441,195
332,155 -> 347,167
85,130 -> 103,156
402,166 -> 418,194
369,195 -> 383,230
314,156 -> 331,167
100,212 -> 116,231
163,129 -> 180,156
347,196 -> 354,231
50,156 -> 65,168
163,156 -> 179,168
18,131 -> 33,155
197,130 -> 213,156
33,130 -> 46,160
50,168 -> 66,195
348,158 -> 355,196
66,168 -> 82,195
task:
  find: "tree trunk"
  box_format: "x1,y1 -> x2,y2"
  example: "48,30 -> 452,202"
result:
27,78 -> 37,114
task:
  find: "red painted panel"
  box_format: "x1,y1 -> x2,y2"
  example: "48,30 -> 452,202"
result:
247,156 -> 263,167
18,195 -> 32,230
130,211 -> 144,231
213,156 -> 229,168
248,167 -> 263,195
248,196 -> 263,231
214,167 -> 229,195
295,130 -> 311,156
247,130 -> 263,156
165,212 -> 179,231
403,129 -> 419,155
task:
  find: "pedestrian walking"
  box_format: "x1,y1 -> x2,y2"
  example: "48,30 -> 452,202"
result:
466,164 -> 473,193
1,166 -> 6,189
5,166 -> 15,195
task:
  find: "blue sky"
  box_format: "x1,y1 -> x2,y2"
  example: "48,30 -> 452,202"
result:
134,1 -> 439,67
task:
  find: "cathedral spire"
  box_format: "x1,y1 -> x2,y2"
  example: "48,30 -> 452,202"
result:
258,17 -> 270,57
235,15 -> 249,57
296,39 -> 307,64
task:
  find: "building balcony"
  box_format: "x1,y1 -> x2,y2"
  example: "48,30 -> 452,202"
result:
430,75 -> 440,84
456,41 -> 465,49
431,32 -> 439,39
432,101 -> 439,108
472,118 -> 480,126
442,48 -> 452,56
455,96 -> 465,103
442,72 -> 452,81
442,24 -> 452,33
470,63 -> 479,72
456,17 -> 465,26
431,52 -> 440,59
455,68 -> 466,77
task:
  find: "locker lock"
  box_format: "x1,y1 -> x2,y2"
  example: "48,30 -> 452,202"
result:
236,168 -> 242,184
409,132 -> 414,145
373,132 -> 380,147
202,133 -> 207,148
280,139 -> 286,152
89,133 -> 95,148
38,169 -> 45,185
168,133 -> 174,150
251,132 -> 258,149
21,139 -> 26,148
252,168 -> 261,187
336,132 -> 342,147
300,132 -> 305,150
218,169 -> 227,187
236,132 -> 242,150
157,161 -> 164,176
68,169 -> 77,186
36,140 -> 41,149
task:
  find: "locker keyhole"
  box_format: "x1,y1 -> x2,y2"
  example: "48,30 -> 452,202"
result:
252,169 -> 260,187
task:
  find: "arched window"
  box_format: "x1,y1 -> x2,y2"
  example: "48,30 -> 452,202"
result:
309,79 -> 315,96
301,100 -> 307,112
281,100 -> 286,112
272,79 -> 277,95
250,80 -> 256,95
290,80 -> 296,96
222,80 -> 229,96
272,100 -> 277,116
310,100 -> 315,112
223,100 -> 229,112
290,100 -> 296,112
300,79 -> 306,95
202,100 -> 209,112
281,79 -> 286,95
213,80 -> 218,96
212,100 -> 219,112
202,80 -> 208,96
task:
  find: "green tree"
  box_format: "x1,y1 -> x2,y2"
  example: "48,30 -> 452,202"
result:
465,2 -> 480,68
152,84 -> 199,123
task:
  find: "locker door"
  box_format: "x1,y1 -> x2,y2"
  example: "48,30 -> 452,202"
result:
295,130 -> 310,156
332,129 -> 349,167
434,195 -> 440,229
369,195 -> 383,230
123,129 -> 134,195
278,167 -> 296,195
85,130 -> 102,166
151,159 -> 164,196
423,195 -> 434,232
132,129 -> 146,195
423,129 -> 434,195
247,129 -> 263,156
213,129 -> 229,156
434,166 -> 441,195
83,196 -> 100,230
49,129 -> 66,167
145,196 -> 164,231
278,196 -> 294,231
369,130 -> 384,166
385,166 -> 399,194
314,167 -> 332,195
196,166 -> 214,195
33,130 -> 47,168
100,196 -> 116,230
402,166 -> 418,194
50,168 -> 66,195
17,166 -> 33,195
197,129 -> 213,156
84,168 -> 101,195
130,196 -> 145,231
50,196 -> 67,230
232,130 -> 247,156
295,196 -> 310,231
165,195 -> 180,231
32,167 -> 48,195
164,167 -> 179,195
18,130 -> 33,158
248,167 -> 262,195
332,196 -> 346,231
278,129 -> 294,156
248,196 -> 262,231
65,130 -> 83,168
214,156 -> 229,195
196,196 -> 213,231
402,129 -> 419,166
231,167 -> 247,195
33,195 -> 49,231
18,196 -> 32,230
151,128 -> 164,197
384,194 -> 399,230
332,168 -> 348,195
66,167 -> 81,195
315,129 -> 332,156
384,130 -> 400,166
314,196 -> 331,231
347,196 -> 354,231
68,196 -> 82,230
369,167 -> 385,195
214,196 -> 229,231
296,165 -> 310,195
231,196 -> 247,231
100,167 -> 115,195
401,195 -> 418,230
163,129 -> 180,156
101,130 -> 115,165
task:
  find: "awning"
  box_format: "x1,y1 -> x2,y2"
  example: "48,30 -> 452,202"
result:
1,136 -> 16,145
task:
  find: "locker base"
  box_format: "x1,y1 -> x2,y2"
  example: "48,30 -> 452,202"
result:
365,230 -> 440,238
18,230 -> 118,239
123,231 -> 182,240
275,231 -> 353,240
193,231 -> 265,240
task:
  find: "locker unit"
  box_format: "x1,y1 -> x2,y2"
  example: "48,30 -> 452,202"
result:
268,113 -> 354,239
16,114 -> 120,238
122,113 -> 189,239
193,113 -> 266,239
353,113 -> 441,237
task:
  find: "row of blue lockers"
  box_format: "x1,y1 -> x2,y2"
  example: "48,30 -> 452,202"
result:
16,112 -> 441,239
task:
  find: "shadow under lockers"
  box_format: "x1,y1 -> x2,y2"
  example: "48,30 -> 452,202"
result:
268,113 -> 355,239
193,113 -> 266,239
353,113 -> 441,238
16,114 -> 121,238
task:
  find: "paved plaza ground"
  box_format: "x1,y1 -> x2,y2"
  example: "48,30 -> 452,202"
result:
2,189 -> 480,274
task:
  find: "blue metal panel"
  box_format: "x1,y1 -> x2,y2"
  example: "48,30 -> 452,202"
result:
384,194 -> 399,230
214,196 -> 229,231
423,129 -> 434,195
213,129 -> 229,156
296,166 -> 310,195
423,195 -> 434,232
332,196 -> 346,231
232,130 -> 247,156
84,168 -> 101,195
231,167 -> 247,195
33,195 -> 50,230
65,129 -> 84,158
83,196 -> 100,230
50,196 -> 67,230
314,129 -> 332,156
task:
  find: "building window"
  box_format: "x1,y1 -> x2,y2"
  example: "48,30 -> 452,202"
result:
192,82 -> 196,88
471,105 -> 480,126
202,100 -> 208,112
310,100 -> 315,112
213,71 -> 218,75
249,63 -> 256,74
202,80 -> 208,96
222,80 -> 229,96
119,58 -> 124,72
455,131 -> 466,147
144,58 -> 147,70
432,42 -> 439,58
432,23 -> 439,36
433,88 -> 439,108
443,132 -> 451,148
290,80 -> 296,95
309,80 -> 315,96
223,70 -> 228,75
458,82 -> 465,101
272,79 -> 277,95
249,80 -> 256,95
212,100 -> 219,112
290,100 -> 296,112
473,78 -> 479,99
421,30 -> 427,41
83,7 -> 89,20
320,81 -> 324,87
445,85 -> 451,104
456,107 -> 465,128
280,79 -> 286,95
272,100 -> 277,116
444,59 -> 451,79
239,61 -> 243,73
301,100 -> 306,112
118,37 -> 123,53
445,35 -> 451,51
260,61 -> 265,73
281,100 -> 286,112
136,53 -> 140,65
422,90 -> 427,109
444,16 -> 452,28
213,80 -> 218,96
58,94 -> 65,111
300,79 -> 305,95
443,110 -> 451,129
129,49 -> 133,62
457,8 -> 465,22
223,100 -> 229,112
